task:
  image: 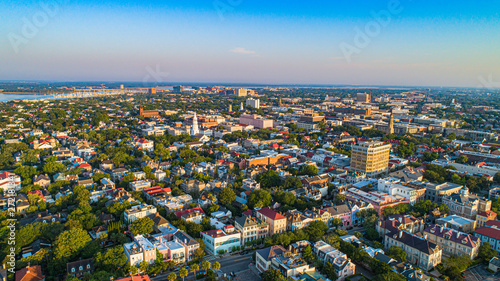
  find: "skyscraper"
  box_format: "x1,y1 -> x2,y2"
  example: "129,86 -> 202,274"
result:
191,112 -> 199,135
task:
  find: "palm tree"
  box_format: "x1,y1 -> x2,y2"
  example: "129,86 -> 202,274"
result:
167,272 -> 177,281
190,264 -> 199,277
201,260 -> 211,274
179,268 -> 188,281
212,261 -> 220,273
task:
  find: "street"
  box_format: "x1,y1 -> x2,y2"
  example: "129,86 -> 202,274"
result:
217,252 -> 254,275
151,252 -> 255,281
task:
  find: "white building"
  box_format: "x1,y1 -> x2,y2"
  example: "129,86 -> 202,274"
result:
246,98 -> 260,109
378,178 -> 418,205
124,204 -> 157,222
0,172 -> 21,192
201,225 -> 241,255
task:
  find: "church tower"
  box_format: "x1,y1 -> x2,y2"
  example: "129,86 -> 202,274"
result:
191,112 -> 199,135
139,105 -> 144,116
388,109 -> 394,135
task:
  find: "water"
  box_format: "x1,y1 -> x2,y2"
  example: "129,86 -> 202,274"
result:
0,93 -> 53,102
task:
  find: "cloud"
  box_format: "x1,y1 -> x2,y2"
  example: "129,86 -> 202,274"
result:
230,47 -> 256,55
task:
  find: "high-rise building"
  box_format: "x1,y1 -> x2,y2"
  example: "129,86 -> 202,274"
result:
228,104 -> 233,112
120,84 -> 124,89
173,86 -> 184,93
191,112 -> 199,136
246,98 -> 260,109
350,141 -> 391,176
149,88 -> 157,94
357,92 -> 370,103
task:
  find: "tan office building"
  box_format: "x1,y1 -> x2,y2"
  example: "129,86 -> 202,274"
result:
350,142 -> 391,176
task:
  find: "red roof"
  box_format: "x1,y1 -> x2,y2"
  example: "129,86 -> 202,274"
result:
485,220 -> 500,228
115,275 -> 151,281
257,207 -> 285,221
475,226 -> 500,240
478,211 -> 497,218
78,163 -> 91,168
175,207 -> 205,219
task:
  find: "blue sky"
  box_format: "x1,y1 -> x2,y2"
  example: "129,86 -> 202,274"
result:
0,0 -> 499,87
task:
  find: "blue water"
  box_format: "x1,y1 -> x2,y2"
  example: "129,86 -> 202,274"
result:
0,93 -> 54,102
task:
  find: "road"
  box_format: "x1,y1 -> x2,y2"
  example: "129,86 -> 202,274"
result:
217,252 -> 254,274
151,252 -> 254,281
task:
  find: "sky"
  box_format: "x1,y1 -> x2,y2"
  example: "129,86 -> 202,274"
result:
0,0 -> 499,87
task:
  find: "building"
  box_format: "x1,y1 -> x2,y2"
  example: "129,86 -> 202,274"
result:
271,253 -> 315,278
442,187 -> 491,219
256,207 -> 287,235
0,171 -> 21,192
239,114 -> 273,129
436,215 -> 476,233
256,245 -> 287,273
408,181 -> 463,204
313,241 -> 355,281
134,138 -> 154,152
357,92 -> 371,103
246,98 -> 260,109
173,231 -> 200,261
201,225 -> 241,255
66,259 -> 94,278
124,204 -> 157,222
376,214 -> 424,237
476,211 -> 497,228
424,224 -> 480,259
235,216 -> 269,245
384,230 -> 442,271
124,235 -> 157,266
15,266 -> 45,281
474,221 -> 500,252
139,105 -> 160,118
115,275 -> 151,281
190,112 -> 199,136
350,142 -> 391,176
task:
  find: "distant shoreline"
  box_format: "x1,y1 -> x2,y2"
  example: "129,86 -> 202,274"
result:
1,92 -> 54,95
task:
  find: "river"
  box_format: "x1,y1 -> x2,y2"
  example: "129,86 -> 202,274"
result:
0,93 -> 54,102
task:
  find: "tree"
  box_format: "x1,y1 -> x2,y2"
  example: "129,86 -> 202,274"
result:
130,217 -> 154,235
256,170 -> 281,188
302,245 -> 313,263
386,246 -> 407,262
298,165 -> 318,176
53,228 -> 92,261
456,155 -> 468,164
247,189 -> 272,208
94,247 -> 128,272
190,264 -> 199,277
261,269 -> 286,281
334,194 -> 346,205
478,242 -> 498,263
494,172 -> 500,184
167,272 -> 177,281
282,176 -> 302,189
322,262 -> 338,281
331,218 -> 343,229
202,260 -> 211,274
179,268 -> 188,281
212,261 -> 220,273
218,187 -> 236,205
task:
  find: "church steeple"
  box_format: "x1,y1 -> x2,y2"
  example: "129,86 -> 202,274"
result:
191,112 -> 199,135
388,109 -> 394,135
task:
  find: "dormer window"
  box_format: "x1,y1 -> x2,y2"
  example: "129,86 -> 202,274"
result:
79,266 -> 83,271
71,268 -> 75,273
87,264 -> 91,269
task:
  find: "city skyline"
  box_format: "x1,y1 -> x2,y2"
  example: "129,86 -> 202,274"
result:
1,0 -> 500,87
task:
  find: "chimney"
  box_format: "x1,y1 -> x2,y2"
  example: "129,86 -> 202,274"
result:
398,217 -> 402,223
456,231 -> 460,239
399,231 -> 403,238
